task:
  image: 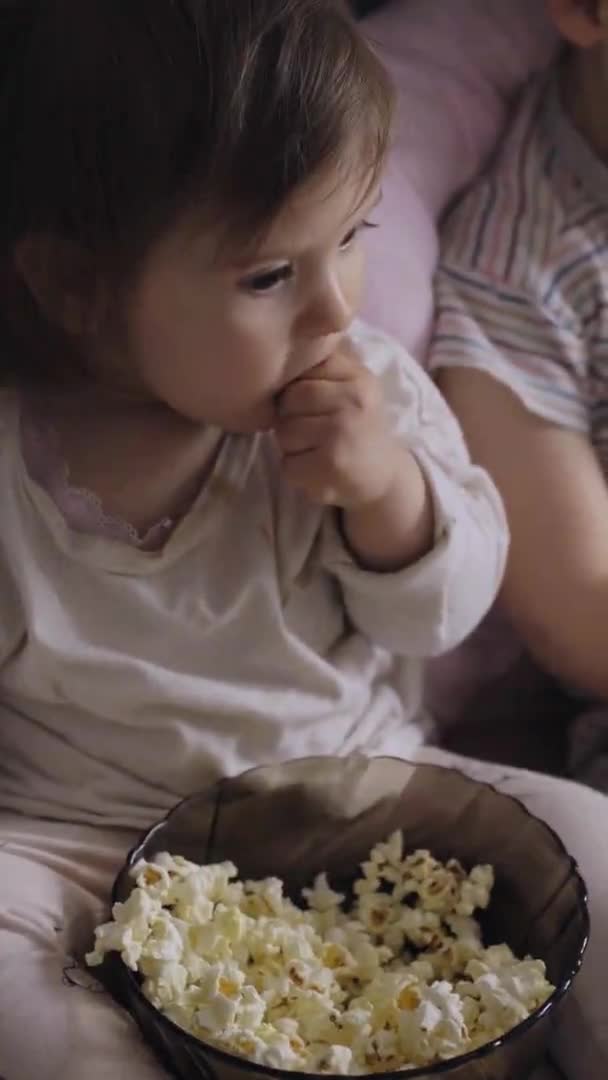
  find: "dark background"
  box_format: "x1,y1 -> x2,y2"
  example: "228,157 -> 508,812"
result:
351,0 -> 387,16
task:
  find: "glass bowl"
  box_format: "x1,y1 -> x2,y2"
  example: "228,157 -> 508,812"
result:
100,754 -> 589,1080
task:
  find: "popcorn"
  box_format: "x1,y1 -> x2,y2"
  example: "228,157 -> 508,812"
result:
193,962 -> 246,1033
142,960 -> 188,1008
86,887 -> 161,970
243,877 -> 288,918
86,919 -> 143,971
369,830 -> 403,869
303,873 -> 345,913
455,865 -> 494,917
141,912 -> 185,963
314,1044 -> 354,1075
259,1030 -> 306,1070
87,834 -> 554,1074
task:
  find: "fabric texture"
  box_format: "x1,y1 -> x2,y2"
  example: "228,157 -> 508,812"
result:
360,0 -> 559,356
0,747 -> 604,1080
0,323 -> 506,831
431,74 -> 608,470
20,400 -> 185,551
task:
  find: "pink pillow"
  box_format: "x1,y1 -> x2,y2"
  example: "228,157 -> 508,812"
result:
361,0 -> 558,357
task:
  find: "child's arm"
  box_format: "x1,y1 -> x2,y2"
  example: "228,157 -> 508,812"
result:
276,325 -> 508,658
428,139 -> 608,699
439,366 -> 608,700
338,444 -> 434,573
277,339 -> 435,574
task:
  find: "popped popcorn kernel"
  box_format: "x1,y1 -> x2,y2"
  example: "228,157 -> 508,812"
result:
87,835 -> 554,1073
398,986 -> 421,1012
303,873 -> 345,913
218,976 -> 240,999
141,866 -> 163,886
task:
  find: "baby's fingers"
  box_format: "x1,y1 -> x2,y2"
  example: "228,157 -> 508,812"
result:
278,377 -> 346,419
275,415 -> 331,455
281,448 -> 339,505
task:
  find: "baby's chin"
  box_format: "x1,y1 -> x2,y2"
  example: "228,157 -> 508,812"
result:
166,397 -> 276,435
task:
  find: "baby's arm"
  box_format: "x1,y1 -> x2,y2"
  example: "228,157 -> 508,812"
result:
276,337 -> 436,576
315,326 -> 509,658
339,443 -> 434,574
439,366 -> 608,699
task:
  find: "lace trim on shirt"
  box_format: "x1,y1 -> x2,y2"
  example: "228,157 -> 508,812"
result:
20,404 -> 186,551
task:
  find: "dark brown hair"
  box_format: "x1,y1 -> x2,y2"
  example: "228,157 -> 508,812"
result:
0,0 -> 393,383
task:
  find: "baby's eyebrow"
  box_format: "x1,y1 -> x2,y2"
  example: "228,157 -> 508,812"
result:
221,188 -> 383,271
344,187 -> 382,223
222,250 -> 289,272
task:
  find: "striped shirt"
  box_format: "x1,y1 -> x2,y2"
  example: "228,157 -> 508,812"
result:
430,74 -> 608,473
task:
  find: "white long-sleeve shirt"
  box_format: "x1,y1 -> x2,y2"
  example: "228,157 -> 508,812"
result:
0,323 -> 508,829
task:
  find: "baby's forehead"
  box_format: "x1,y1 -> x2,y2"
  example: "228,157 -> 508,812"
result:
231,168 -> 379,262
164,157 -> 380,273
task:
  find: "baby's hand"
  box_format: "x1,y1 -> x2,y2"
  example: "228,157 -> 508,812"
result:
276,339 -> 434,571
275,341 -> 401,509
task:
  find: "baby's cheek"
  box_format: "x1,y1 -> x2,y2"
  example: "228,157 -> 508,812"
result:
344,248 -> 365,315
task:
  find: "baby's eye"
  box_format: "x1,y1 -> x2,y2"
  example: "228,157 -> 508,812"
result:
240,264 -> 294,294
339,227 -> 358,251
339,220 -> 378,251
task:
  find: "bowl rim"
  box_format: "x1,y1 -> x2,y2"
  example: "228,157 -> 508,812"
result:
109,755 -> 590,1080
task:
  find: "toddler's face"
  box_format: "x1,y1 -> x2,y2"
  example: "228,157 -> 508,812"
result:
110,165 -> 378,433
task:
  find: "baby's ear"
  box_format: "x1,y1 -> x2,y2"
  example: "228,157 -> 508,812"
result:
14,233 -> 100,337
547,0 -> 608,47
